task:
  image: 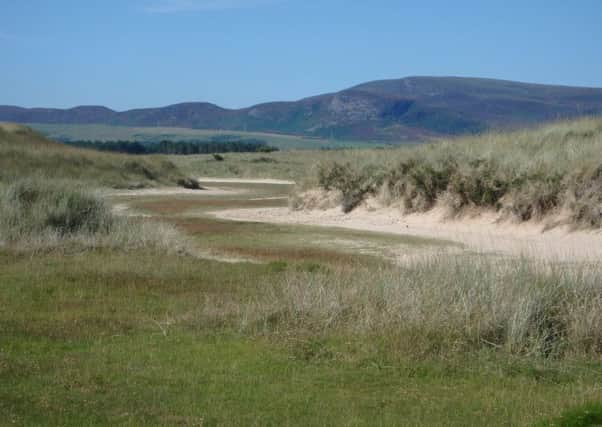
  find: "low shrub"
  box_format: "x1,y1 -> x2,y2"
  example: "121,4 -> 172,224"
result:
0,178 -> 184,252
310,118 -> 602,226
177,178 -> 203,190
237,256 -> 602,359
317,162 -> 384,212
0,178 -> 113,241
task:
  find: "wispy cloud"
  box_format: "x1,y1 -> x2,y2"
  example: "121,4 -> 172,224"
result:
144,0 -> 277,13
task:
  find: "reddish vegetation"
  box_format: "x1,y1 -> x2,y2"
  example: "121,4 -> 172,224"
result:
220,245 -> 373,265
134,197 -> 286,215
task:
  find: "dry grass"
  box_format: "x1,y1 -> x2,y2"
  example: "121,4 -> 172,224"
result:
198,255 -> 602,359
310,117 -> 602,226
0,123 -> 188,189
0,177 -> 186,253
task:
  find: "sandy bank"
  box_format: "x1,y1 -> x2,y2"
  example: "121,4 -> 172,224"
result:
106,186 -> 245,197
198,177 -> 295,185
213,206 -> 602,263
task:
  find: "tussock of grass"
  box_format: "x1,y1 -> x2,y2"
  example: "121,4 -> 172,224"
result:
191,256 -> 602,359
0,178 -> 185,253
312,117 -> 602,227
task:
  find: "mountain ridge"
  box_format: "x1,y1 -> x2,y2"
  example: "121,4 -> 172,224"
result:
3,76 -> 602,141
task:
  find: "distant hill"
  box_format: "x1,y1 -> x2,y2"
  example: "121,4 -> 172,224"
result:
3,76 -> 602,141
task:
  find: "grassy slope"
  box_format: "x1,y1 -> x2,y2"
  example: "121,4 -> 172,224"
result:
0,123 -> 188,188
309,117 -> 602,223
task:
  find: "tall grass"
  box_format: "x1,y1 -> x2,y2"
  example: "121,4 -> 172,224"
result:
310,117 -> 602,226
195,256 -> 602,359
0,178 -> 184,252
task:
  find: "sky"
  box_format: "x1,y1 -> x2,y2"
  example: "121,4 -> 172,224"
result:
2,0 -> 602,110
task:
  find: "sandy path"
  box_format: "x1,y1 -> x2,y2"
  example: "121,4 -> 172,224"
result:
106,186 -> 245,197
107,177 -> 294,198
198,177 -> 295,185
213,206 -> 602,263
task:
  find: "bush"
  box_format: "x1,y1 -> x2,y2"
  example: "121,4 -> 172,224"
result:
177,178 -> 203,190
317,162 -> 384,212
213,153 -> 225,161
123,160 -> 157,180
385,158 -> 456,211
311,118 -> 602,227
0,178 -> 112,241
0,178 -> 185,252
566,164 -> 602,227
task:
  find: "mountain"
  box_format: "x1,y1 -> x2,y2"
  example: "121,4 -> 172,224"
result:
3,76 -> 602,141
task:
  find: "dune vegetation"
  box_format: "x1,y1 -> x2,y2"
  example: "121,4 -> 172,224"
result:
309,117 -> 602,227
2,119 -> 602,425
0,123 -> 190,189
0,124 -> 190,252
0,177 -> 183,252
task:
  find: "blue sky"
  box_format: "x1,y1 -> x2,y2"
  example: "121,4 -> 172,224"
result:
2,0 -> 602,110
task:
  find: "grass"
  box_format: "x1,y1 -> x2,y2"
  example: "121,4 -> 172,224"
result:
537,403 -> 602,426
121,181 -> 453,265
2,249 -> 602,426
307,117 -> 602,226
0,123 -> 191,189
27,122 -> 383,150
169,148 -> 400,182
113,181 -> 602,359
4,118 -> 602,424
0,177 -> 184,253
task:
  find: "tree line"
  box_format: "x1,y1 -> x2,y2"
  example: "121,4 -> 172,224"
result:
62,138 -> 279,155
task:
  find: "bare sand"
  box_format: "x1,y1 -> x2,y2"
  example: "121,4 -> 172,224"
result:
106,186 -> 245,197
107,178 -> 294,198
198,177 -> 295,185
213,205 -> 602,263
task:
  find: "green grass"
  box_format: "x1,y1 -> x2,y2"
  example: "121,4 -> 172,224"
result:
170,147 -> 403,183
27,123 -> 384,150
2,249 -> 602,426
536,403 -> 602,427
4,119 -> 602,425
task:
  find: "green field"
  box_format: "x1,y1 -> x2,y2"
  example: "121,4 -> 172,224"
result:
2,123 -> 602,425
4,180 -> 602,426
27,123 -> 388,150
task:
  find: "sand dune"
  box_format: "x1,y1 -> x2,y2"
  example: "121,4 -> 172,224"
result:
213,205 -> 602,263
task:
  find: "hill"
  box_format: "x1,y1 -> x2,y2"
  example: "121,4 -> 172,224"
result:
2,77 -> 602,140
0,123 -> 189,188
